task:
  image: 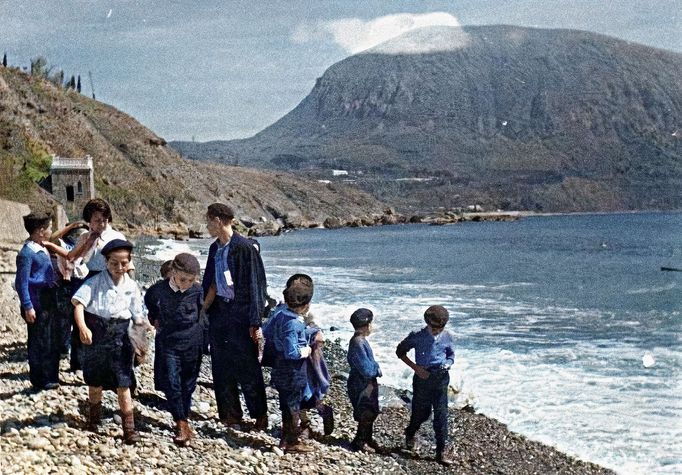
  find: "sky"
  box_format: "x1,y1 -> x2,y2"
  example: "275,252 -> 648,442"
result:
1,1 -> 680,141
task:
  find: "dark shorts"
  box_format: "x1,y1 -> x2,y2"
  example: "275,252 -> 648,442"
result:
81,312 -> 134,390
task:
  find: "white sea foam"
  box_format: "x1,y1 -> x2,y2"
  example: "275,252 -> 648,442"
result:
145,235 -> 682,474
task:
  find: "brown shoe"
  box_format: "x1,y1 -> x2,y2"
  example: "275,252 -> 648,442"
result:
436,447 -> 455,466
285,440 -> 315,453
220,416 -> 244,430
87,401 -> 102,432
122,412 -> 140,445
173,420 -> 191,447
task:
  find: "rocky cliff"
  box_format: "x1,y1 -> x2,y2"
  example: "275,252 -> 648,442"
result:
173,25 -> 682,213
0,66 -> 387,235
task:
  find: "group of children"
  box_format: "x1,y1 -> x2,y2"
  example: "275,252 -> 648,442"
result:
14,199 -> 456,465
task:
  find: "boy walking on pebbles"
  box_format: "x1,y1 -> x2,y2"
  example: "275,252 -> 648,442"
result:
347,308 -> 382,452
268,279 -> 316,452
145,253 -> 204,446
396,305 -> 455,465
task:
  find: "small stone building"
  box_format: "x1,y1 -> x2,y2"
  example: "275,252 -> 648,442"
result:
48,155 -> 95,217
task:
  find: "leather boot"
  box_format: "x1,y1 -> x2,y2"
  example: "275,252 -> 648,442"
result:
173,420 -> 191,446
87,401 -> 102,432
318,404 -> 334,436
122,412 -> 140,445
351,421 -> 374,452
284,412 -> 314,453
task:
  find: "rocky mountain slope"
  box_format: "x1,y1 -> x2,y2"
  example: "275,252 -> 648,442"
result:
0,66 -> 386,234
172,25 -> 682,213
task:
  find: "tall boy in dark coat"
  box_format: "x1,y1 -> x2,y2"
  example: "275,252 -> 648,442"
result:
145,253 -> 204,446
201,203 -> 268,431
396,305 -> 456,465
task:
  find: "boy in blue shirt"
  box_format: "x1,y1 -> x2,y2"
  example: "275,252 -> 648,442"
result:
15,212 -> 60,391
268,279 -> 316,452
347,308 -> 382,452
396,305 -> 455,465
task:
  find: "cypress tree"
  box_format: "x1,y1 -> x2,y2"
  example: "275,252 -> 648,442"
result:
76,75 -> 81,93
69,75 -> 76,89
2,53 -> 6,67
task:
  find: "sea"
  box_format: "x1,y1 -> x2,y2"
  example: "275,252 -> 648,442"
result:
142,212 -> 681,474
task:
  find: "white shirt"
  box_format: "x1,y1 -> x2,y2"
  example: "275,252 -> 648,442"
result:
72,271 -> 144,323
76,225 -> 132,272
25,240 -> 49,255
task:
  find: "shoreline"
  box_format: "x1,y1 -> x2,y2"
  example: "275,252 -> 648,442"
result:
0,238 -> 617,473
0,317 -> 616,474
124,208 -> 682,240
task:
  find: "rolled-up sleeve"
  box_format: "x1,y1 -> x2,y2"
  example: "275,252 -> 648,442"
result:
396,331 -> 416,358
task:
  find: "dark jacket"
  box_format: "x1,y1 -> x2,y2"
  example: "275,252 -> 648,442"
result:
145,280 -> 204,352
202,233 -> 266,329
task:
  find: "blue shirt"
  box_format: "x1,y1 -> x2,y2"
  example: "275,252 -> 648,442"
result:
347,334 -> 382,379
396,327 -> 455,369
213,240 -> 235,300
15,241 -> 56,311
268,306 -> 309,360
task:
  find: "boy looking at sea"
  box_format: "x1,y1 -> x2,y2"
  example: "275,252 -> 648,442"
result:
347,308 -> 382,452
396,305 -> 455,465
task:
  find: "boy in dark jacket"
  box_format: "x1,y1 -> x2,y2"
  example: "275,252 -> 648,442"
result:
347,308 -> 382,452
145,253 -> 204,446
201,203 -> 268,431
396,305 -> 455,465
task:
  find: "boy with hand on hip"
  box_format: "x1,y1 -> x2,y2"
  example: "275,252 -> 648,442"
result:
396,305 -> 455,465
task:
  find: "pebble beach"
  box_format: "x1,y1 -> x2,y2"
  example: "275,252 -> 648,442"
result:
0,319 -> 616,475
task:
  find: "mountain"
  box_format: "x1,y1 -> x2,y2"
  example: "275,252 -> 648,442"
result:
0,65 -> 387,234
172,25 -> 682,213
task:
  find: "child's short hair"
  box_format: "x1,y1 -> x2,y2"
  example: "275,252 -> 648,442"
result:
22,211 -> 52,234
82,198 -> 112,222
286,273 -> 312,288
350,308 -> 373,329
283,279 -> 313,308
171,253 -> 200,276
424,305 -> 449,327
159,260 -> 174,279
206,203 -> 235,224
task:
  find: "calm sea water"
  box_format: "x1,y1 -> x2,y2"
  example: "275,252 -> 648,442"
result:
145,213 -> 681,474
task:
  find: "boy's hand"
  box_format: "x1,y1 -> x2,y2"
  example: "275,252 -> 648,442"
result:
80,327 -> 93,345
415,366 -> 430,380
299,346 -> 312,358
23,308 -> 36,324
249,326 -> 262,344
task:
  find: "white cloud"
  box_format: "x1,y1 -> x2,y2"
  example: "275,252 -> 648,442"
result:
292,12 -> 468,55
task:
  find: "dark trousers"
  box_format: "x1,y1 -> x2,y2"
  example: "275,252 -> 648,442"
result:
162,345 -> 202,421
405,369 -> 450,452
53,280 -> 73,355
278,386 -> 306,444
23,290 -> 60,389
209,328 -> 266,421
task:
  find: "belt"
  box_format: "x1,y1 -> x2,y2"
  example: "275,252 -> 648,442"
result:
426,365 -> 450,373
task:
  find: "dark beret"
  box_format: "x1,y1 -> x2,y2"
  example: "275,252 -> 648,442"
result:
101,239 -> 134,257
172,253 -> 201,275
